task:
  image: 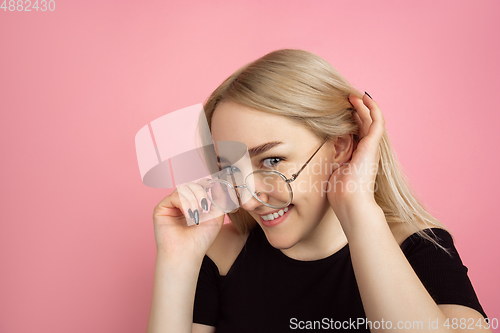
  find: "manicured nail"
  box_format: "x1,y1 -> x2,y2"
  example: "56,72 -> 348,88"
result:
201,198 -> 208,211
365,91 -> 373,99
194,209 -> 200,225
188,208 -> 194,219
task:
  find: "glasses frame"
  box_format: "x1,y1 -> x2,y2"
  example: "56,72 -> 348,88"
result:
203,136 -> 330,213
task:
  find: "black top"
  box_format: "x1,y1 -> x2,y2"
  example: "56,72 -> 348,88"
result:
193,225 -> 487,332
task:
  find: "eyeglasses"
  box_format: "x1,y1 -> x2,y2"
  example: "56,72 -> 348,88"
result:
203,136 -> 330,213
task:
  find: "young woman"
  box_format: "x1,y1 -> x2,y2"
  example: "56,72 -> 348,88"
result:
146,49 -> 490,332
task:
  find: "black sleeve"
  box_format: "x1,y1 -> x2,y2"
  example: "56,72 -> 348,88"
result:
193,255 -> 220,326
400,228 -> 487,319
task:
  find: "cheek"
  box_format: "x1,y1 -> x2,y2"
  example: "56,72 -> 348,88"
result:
291,172 -> 331,205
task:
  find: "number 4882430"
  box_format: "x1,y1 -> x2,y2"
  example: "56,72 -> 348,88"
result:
1,0 -> 56,11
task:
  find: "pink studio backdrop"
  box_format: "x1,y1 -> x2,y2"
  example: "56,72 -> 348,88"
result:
0,1 -> 498,332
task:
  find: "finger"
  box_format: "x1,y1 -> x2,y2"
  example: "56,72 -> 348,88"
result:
198,200 -> 225,225
204,180 -> 238,212
189,180 -> 227,224
362,93 -> 386,141
348,95 -> 364,142
154,189 -> 194,227
155,190 -> 185,218
349,93 -> 362,123
351,110 -> 363,138
200,178 -> 236,216
177,184 -> 202,225
185,181 -> 210,212
349,94 -> 372,138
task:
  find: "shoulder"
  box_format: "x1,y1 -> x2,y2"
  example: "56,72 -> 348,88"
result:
206,222 -> 249,276
388,221 -> 451,247
389,224 -> 487,319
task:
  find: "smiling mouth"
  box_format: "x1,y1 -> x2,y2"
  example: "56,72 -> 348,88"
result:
259,204 -> 294,221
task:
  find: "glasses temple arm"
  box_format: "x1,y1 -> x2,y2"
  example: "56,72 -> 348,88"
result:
289,136 -> 330,182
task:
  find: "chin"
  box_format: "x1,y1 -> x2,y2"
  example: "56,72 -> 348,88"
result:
261,228 -> 299,250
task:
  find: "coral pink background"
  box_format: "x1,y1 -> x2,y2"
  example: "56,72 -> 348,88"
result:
1,1 -> 498,332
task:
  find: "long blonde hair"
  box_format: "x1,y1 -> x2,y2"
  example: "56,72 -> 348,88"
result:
202,49 -> 449,250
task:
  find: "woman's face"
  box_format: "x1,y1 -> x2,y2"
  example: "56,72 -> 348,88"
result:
211,100 -> 338,250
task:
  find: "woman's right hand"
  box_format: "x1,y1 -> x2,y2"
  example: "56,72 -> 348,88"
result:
152,179 -> 226,259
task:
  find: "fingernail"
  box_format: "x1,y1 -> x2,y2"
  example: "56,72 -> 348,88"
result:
188,208 -> 194,219
194,209 -> 200,225
201,198 -> 208,211
365,91 -> 373,99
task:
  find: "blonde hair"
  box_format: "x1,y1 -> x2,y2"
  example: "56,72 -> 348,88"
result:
202,49 -> 450,250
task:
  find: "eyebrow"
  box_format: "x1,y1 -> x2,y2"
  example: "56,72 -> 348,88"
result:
247,141 -> 284,158
216,141 -> 284,165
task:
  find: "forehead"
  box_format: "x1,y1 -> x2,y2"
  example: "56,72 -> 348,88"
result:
210,101 -> 306,146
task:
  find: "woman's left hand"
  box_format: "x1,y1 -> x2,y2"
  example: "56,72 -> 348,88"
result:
327,92 -> 386,219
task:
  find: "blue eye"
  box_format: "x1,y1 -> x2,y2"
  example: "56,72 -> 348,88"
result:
222,165 -> 241,175
262,157 -> 285,168
217,166 -> 241,181
229,166 -> 241,173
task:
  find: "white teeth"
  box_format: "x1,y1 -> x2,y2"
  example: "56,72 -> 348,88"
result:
261,204 -> 292,221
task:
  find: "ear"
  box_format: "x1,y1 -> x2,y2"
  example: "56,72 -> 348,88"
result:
330,134 -> 354,167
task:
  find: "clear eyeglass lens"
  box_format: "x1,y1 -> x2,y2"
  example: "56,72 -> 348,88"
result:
204,180 -> 239,212
245,171 -> 291,209
219,166 -> 244,183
